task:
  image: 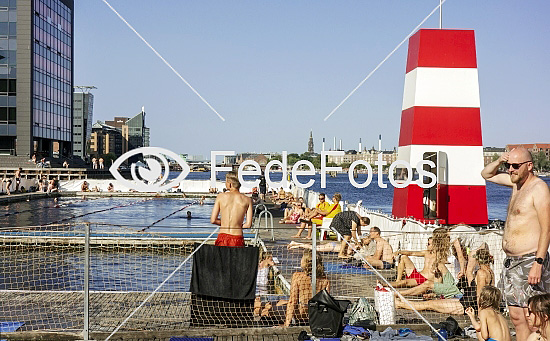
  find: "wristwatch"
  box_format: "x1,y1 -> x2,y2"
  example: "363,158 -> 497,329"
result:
535,257 -> 544,264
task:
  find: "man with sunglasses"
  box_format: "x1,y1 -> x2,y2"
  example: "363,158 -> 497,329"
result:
482,147 -> 550,341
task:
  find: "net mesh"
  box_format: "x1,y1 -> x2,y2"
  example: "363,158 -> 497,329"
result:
0,216 -> 508,338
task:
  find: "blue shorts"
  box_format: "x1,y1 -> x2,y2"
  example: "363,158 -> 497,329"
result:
487,338 -> 497,341
382,261 -> 394,269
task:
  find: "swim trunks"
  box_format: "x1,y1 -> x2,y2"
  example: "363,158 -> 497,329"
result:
382,261 -> 394,269
502,252 -> 550,307
433,272 -> 461,298
406,268 -> 427,285
486,338 -> 497,341
215,233 -> 245,247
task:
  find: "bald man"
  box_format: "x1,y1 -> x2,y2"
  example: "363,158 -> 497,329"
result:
482,147 -> 550,341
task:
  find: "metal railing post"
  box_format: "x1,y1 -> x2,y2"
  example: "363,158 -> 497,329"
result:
311,223 -> 317,294
84,223 -> 90,341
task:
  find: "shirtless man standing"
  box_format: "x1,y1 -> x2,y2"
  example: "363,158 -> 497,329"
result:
364,227 -> 395,269
210,171 -> 253,247
482,147 -> 550,341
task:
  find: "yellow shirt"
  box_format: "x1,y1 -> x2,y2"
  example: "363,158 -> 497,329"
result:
326,203 -> 342,218
311,201 -> 341,225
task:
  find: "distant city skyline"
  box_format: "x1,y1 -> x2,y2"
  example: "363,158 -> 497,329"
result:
74,1 -> 550,157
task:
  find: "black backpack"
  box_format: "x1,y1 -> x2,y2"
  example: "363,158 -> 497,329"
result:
308,289 -> 351,338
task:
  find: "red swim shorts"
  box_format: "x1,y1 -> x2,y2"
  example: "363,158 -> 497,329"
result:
215,233 -> 245,247
406,269 -> 427,285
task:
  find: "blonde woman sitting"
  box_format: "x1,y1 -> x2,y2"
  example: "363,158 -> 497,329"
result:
284,250 -> 330,326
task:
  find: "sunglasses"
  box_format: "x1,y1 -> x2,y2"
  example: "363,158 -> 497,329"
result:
504,161 -> 530,170
319,197 -> 325,200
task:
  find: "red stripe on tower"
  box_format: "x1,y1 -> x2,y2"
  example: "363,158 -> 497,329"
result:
392,29 -> 488,225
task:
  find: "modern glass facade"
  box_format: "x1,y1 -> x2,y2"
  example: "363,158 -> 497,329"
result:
32,0 -> 73,148
0,0 -> 73,157
0,0 -> 18,154
126,109 -> 149,150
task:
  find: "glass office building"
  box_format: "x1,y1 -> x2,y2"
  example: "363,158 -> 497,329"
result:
72,91 -> 93,159
0,0 -> 74,157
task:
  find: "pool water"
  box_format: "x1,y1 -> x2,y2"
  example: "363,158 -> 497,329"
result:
0,197 -> 217,232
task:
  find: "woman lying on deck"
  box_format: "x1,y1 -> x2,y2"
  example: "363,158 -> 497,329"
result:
287,237 -> 376,257
395,249 -> 494,315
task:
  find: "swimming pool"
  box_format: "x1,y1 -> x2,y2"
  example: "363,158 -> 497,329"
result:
0,196 -> 218,233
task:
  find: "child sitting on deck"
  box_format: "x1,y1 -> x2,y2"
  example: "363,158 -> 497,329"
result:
465,286 -> 510,341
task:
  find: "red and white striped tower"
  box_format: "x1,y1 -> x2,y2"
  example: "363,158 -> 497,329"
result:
392,29 -> 488,225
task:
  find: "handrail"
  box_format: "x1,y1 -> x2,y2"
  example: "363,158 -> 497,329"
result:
253,204 -> 274,242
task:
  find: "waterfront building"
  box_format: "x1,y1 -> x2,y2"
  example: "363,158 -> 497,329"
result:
506,143 -> 550,161
126,108 -> 149,150
223,155 -> 237,165
236,153 -> 269,166
326,147 -> 398,168
89,121 -> 123,158
0,0 -> 74,158
105,108 -> 150,154
104,116 -> 128,153
72,89 -> 94,160
222,153 -> 280,167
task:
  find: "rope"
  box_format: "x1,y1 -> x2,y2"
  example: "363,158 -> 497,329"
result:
101,0 -> 225,122
43,198 -> 152,226
324,0 -> 447,121
2,196 -> 103,217
139,201 -> 197,232
104,227 -> 220,341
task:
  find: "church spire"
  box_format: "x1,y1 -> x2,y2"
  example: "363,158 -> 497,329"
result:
308,130 -> 314,153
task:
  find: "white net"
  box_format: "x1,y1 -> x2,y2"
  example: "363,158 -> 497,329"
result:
0,208 -> 509,339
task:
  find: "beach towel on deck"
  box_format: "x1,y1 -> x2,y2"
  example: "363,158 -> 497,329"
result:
190,243 -> 259,300
324,263 -> 373,275
0,322 -> 24,332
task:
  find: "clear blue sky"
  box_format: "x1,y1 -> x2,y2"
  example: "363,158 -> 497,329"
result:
75,1 -> 550,158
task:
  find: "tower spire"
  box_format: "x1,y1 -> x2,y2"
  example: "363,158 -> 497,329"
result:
307,130 -> 314,153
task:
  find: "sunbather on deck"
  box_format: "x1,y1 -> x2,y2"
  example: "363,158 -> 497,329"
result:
293,193 -> 341,239
287,240 -> 341,253
395,249 -> 494,315
280,200 -> 305,224
394,227 -> 455,296
390,237 -> 435,288
363,226 -> 395,269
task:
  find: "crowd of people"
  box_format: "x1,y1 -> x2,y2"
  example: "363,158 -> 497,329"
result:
1,168 -> 58,195
209,146 -> 550,340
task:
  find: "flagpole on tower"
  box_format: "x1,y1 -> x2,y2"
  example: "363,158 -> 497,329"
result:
439,0 -> 443,29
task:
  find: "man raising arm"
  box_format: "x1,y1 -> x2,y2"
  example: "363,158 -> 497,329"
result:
482,147 -> 550,341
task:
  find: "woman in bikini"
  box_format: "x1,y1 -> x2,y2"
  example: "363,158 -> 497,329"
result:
395,248 -> 494,315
